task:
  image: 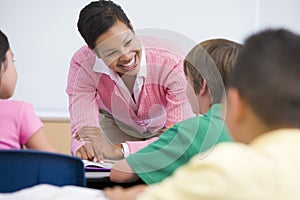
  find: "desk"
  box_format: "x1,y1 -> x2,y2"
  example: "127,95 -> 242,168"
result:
85,171 -> 145,189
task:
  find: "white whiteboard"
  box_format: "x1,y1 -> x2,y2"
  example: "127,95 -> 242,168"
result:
0,0 -> 299,119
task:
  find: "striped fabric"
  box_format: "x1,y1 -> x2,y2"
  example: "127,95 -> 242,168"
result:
66,36 -> 194,154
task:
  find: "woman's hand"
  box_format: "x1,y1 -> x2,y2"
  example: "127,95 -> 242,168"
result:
75,126 -> 124,162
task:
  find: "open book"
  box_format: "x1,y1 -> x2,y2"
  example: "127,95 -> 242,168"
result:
82,159 -> 116,171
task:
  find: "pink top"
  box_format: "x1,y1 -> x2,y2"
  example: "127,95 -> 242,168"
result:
66,36 -> 194,155
0,100 -> 43,149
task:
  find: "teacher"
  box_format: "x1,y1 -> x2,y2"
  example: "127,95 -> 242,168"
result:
66,0 -> 194,161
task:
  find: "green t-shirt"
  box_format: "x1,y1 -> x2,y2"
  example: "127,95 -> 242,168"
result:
126,104 -> 232,184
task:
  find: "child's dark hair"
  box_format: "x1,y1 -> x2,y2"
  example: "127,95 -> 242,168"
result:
184,39 -> 242,104
77,0 -> 132,49
229,29 -> 300,127
0,30 -> 10,73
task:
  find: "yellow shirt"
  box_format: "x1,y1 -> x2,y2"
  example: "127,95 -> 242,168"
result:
138,129 -> 300,200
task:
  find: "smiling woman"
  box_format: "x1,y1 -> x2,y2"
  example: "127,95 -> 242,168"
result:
94,21 -> 142,77
66,0 -> 195,162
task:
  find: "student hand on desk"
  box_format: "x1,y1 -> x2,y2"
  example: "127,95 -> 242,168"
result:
75,126 -> 124,162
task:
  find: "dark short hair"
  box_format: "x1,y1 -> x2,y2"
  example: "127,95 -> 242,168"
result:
184,39 -> 242,104
77,0 -> 132,49
0,30 -> 9,74
229,29 -> 300,127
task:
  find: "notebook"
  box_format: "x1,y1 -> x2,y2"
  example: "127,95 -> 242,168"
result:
82,159 -> 116,171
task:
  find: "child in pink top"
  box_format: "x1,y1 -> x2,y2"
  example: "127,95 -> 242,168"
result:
0,30 -> 56,152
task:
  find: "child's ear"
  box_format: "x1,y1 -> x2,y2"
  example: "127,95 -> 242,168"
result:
199,79 -> 208,95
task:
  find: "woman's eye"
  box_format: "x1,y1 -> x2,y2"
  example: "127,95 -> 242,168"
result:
125,39 -> 132,46
106,51 -> 116,57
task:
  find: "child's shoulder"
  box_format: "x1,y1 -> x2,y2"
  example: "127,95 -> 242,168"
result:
0,100 -> 36,121
0,99 -> 33,110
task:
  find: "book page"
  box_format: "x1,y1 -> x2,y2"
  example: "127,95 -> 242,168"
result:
82,160 -> 116,169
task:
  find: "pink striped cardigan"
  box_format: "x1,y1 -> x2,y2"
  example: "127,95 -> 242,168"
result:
66,36 -> 194,155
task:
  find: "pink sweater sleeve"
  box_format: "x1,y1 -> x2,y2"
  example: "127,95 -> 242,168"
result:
164,59 -> 194,128
125,137 -> 159,154
66,46 -> 101,155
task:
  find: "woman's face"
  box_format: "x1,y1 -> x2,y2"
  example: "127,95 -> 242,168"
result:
0,49 -> 17,99
94,20 -> 142,76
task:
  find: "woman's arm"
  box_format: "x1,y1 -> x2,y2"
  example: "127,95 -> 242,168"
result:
66,46 -> 102,155
164,60 -> 195,126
